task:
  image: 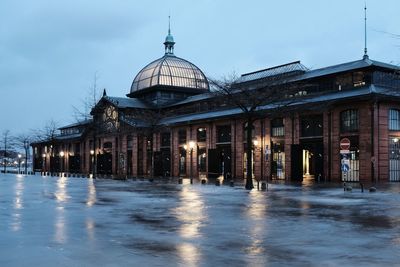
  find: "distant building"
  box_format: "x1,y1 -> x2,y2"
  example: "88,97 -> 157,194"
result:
32,28 -> 400,183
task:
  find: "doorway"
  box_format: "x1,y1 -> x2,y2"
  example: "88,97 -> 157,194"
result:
291,139 -> 323,181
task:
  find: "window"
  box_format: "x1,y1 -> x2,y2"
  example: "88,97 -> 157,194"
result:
340,109 -> 358,132
198,147 -> 207,172
300,115 -> 323,137
161,132 -> 171,147
271,118 -> 284,137
178,129 -> 186,144
389,137 -> 400,181
217,125 -> 231,143
389,109 -> 400,130
197,128 -> 206,142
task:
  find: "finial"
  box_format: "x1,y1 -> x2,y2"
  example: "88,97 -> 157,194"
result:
363,3 -> 369,59
103,88 -> 107,97
168,15 -> 171,35
164,16 -> 175,55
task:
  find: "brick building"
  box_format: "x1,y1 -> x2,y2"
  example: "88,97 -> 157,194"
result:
32,29 -> 400,184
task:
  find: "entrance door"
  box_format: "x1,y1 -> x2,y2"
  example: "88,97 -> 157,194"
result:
300,140 -> 324,181
97,153 -> 112,175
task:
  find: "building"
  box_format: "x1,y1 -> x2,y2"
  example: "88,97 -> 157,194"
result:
32,28 -> 400,184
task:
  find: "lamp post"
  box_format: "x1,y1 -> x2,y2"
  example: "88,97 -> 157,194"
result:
18,154 -> 21,174
188,141 -> 196,184
42,153 -> 46,175
59,151 -> 65,176
252,139 -> 258,189
90,149 -> 95,178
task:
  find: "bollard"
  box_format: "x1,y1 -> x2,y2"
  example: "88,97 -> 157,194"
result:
190,178 -> 193,184
229,180 -> 234,187
360,182 -> 364,193
369,187 -> 377,193
215,179 -> 221,186
261,182 -> 267,191
149,178 -> 154,182
178,178 -> 183,184
201,179 -> 207,185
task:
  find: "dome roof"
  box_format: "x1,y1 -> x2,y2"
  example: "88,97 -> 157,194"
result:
130,55 -> 209,93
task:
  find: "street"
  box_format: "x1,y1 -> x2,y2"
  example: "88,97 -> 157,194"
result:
0,173 -> 399,266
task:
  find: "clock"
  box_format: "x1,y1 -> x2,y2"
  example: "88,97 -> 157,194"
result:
103,105 -> 118,131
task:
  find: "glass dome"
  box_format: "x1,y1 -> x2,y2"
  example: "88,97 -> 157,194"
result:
130,55 -> 209,93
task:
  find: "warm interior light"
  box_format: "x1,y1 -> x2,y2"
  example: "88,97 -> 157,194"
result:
189,141 -> 196,149
253,139 -> 259,146
90,150 -> 95,155
394,138 -> 399,143
59,151 -> 65,157
42,153 -> 46,158
183,145 -> 188,150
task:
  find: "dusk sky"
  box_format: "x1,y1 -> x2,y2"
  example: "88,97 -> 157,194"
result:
1,0 -> 399,134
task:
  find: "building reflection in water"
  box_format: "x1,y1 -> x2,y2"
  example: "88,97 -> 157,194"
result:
54,176 -> 69,244
11,175 -> 24,231
174,186 -> 206,267
245,190 -> 269,264
86,218 -> 96,241
86,178 -> 97,207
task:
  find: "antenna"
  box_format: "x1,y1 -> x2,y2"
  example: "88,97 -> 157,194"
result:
363,3 -> 369,59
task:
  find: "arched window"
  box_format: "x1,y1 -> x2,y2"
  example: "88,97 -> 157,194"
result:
389,109 -> 400,130
197,127 -> 206,142
340,109 -> 358,133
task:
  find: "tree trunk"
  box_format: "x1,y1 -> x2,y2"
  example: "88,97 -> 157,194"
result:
245,118 -> 254,190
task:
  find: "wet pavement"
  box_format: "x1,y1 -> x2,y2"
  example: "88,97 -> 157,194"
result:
0,173 -> 400,266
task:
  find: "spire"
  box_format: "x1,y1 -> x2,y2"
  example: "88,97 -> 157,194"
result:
103,88 -> 107,97
363,3 -> 369,60
164,16 -> 175,55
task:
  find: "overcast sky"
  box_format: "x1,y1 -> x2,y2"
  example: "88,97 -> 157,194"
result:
1,0 -> 399,135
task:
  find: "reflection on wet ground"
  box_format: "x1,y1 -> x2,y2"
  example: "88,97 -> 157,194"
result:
0,174 -> 400,266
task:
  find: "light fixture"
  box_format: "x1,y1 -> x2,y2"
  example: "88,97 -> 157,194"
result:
18,154 -> 21,159
90,150 -> 95,155
253,139 -> 259,146
394,138 -> 399,143
42,153 -> 46,158
183,145 -> 188,150
59,151 -> 65,157
189,141 -> 196,150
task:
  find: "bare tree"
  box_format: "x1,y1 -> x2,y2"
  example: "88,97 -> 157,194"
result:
15,133 -> 31,174
210,68 -> 308,190
72,72 -> 101,122
1,130 -> 14,174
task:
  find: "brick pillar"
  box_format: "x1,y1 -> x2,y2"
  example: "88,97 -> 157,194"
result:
235,120 -> 244,179
172,128 -> 179,177
378,104 -> 389,181
264,118 -> 271,180
359,105 -> 373,183
132,133 -> 138,177
254,120 -> 262,180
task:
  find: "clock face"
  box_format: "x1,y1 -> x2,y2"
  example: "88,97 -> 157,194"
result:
103,105 -> 118,131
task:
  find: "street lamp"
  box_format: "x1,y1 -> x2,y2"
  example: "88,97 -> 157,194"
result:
59,151 -> 65,176
90,149 -> 95,178
18,154 -> 21,174
188,141 -> 196,183
42,153 -> 46,175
